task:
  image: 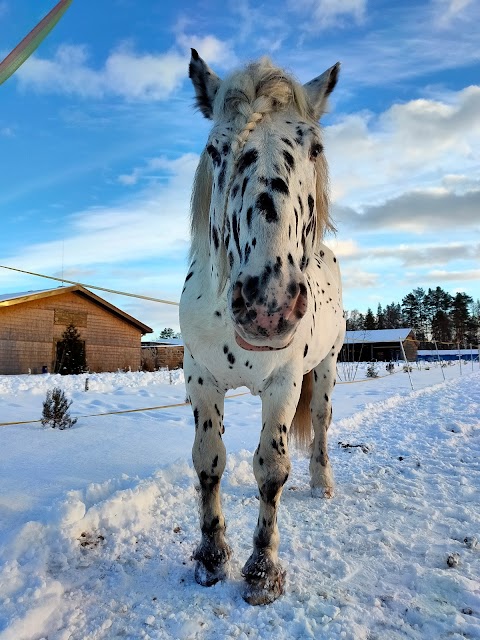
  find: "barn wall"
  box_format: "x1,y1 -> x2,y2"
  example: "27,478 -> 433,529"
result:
0,304 -> 54,374
141,346 -> 184,371
0,292 -> 143,374
403,338 -> 418,362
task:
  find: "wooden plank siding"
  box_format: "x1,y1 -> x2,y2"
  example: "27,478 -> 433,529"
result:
0,288 -> 152,374
141,345 -> 184,371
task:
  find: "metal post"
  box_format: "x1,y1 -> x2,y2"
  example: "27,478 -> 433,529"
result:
458,342 -> 462,376
434,340 -> 446,381
400,339 -> 414,390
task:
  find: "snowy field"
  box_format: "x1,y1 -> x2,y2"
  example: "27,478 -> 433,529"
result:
0,362 -> 479,639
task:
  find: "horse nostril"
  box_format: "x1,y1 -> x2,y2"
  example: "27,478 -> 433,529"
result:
294,282 -> 308,319
284,280 -> 308,321
232,281 -> 247,320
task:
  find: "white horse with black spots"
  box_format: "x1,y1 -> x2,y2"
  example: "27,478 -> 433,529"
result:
179,49 -> 345,605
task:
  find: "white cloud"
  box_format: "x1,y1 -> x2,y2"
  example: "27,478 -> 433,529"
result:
335,186 -> 480,234
174,32 -> 237,69
433,0 -> 474,26
14,31 -> 237,101
369,242 -> 479,267
325,85 -> 480,208
427,268 -> 480,282
288,0 -> 366,30
15,44 -> 187,101
324,238 -> 359,258
342,267 -> 379,290
0,153 -> 199,278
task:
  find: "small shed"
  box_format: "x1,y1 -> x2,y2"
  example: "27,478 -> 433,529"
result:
141,339 -> 184,371
341,328 -> 418,362
0,286 -> 152,374
417,349 -> 479,363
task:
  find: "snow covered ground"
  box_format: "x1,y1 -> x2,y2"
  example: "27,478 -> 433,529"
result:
0,362 -> 479,639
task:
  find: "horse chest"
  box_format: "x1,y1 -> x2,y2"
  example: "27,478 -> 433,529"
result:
179,259 -> 343,392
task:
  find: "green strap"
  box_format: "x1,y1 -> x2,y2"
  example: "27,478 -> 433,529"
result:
0,0 -> 73,86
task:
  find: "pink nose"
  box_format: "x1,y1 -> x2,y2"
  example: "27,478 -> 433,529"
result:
231,277 -> 308,339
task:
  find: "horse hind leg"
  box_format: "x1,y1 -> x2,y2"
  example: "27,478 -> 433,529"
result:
187,362 -> 231,585
310,346 -> 340,498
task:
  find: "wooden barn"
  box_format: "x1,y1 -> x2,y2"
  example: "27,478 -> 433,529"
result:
0,286 -> 152,374
141,339 -> 184,371
341,328 -> 418,362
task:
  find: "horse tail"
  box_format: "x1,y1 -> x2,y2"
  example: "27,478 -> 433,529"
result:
290,370 -> 313,451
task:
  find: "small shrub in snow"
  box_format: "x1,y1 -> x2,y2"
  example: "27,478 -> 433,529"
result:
41,387 -> 77,429
446,552 -> 460,567
366,362 -> 379,378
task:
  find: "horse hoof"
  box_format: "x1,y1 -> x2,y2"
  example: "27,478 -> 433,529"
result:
242,567 -> 286,605
311,485 -> 334,499
242,555 -> 286,605
194,560 -> 228,586
193,541 -> 231,586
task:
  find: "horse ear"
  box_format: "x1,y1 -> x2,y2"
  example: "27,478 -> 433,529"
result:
303,62 -> 340,120
189,49 -> 222,120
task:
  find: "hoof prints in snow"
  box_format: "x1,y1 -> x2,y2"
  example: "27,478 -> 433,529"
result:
0,372 -> 479,639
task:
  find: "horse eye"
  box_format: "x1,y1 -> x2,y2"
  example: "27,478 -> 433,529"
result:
310,143 -> 323,160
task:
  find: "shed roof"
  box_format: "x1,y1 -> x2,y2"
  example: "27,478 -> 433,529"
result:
418,349 -> 477,356
0,285 -> 153,335
345,328 -> 413,344
142,338 -> 184,347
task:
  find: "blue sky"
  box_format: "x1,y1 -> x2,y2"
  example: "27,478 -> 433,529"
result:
0,0 -> 479,335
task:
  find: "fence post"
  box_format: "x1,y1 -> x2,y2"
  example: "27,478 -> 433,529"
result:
400,339 -> 414,390
434,340 -> 446,381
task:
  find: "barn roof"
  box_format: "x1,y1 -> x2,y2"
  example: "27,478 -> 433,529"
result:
345,328 -> 413,344
0,285 -> 153,335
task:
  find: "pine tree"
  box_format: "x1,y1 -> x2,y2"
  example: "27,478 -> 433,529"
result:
451,293 -> 473,347
41,387 -> 77,429
431,310 -> 452,345
384,302 -> 402,328
55,323 -> 87,375
345,309 -> 363,330
376,304 -> 386,330
366,362 -> 379,378
158,327 -> 175,339
364,308 -> 376,330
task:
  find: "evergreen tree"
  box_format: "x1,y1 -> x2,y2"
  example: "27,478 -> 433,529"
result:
346,287 -> 477,347
431,310 -> 452,346
470,300 -> 480,345
425,287 -> 452,342
384,302 -> 402,328
402,293 -> 418,329
345,309 -> 363,331
401,288 -> 427,339
41,387 -> 77,429
413,287 -> 428,340
55,323 -> 87,375
364,308 -> 376,330
376,303 -> 386,330
451,293 -> 473,346
158,327 -> 176,339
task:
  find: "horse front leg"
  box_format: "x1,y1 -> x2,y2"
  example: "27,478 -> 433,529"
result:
242,373 -> 301,605
186,358 -> 230,586
310,335 -> 343,498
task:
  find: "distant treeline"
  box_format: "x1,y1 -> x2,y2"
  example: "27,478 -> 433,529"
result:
346,286 -> 480,347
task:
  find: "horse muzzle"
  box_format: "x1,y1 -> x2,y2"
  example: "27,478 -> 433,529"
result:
230,276 -> 308,351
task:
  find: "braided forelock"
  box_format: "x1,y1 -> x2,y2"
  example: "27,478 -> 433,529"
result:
190,57 -> 334,279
